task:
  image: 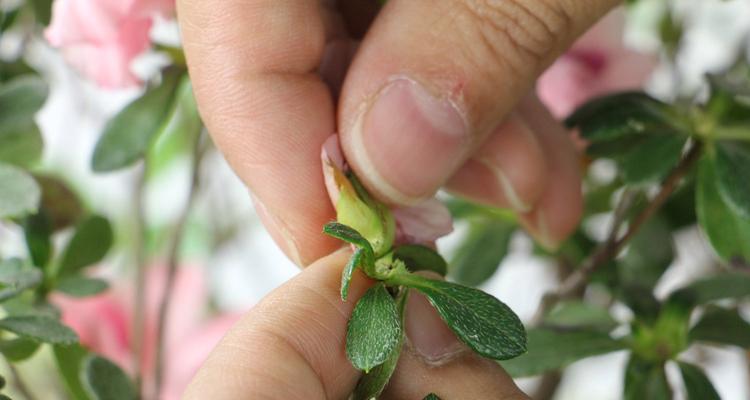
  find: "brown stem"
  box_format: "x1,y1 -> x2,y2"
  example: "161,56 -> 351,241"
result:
533,371 -> 562,400
153,133 -> 206,397
131,161 -> 149,398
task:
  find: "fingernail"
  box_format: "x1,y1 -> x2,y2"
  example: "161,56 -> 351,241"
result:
251,193 -> 304,267
475,158 -> 531,213
405,280 -> 466,364
350,78 -> 468,205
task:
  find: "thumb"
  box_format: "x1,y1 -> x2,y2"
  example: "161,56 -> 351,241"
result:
338,0 -> 619,205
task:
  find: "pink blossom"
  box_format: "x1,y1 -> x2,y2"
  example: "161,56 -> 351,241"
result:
53,265 -> 240,399
537,10 -> 656,118
322,134 -> 453,246
45,0 -> 175,88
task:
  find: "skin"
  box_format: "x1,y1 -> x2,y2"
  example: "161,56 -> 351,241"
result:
177,0 -> 621,398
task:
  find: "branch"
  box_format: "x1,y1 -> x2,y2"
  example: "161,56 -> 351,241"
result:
153,132 -> 206,397
131,160 -> 149,397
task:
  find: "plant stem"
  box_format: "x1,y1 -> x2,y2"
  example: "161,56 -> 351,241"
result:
131,161 -> 149,398
153,134 -> 206,397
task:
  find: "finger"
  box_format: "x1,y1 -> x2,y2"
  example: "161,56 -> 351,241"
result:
445,111 -> 548,212
382,290 -> 528,399
183,250 -> 371,399
517,95 -> 584,249
337,0 -> 619,206
177,0 -> 340,266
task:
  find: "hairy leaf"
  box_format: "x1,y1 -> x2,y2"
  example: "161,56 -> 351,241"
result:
393,244 -> 447,276
0,163 -> 40,219
58,215 -> 113,277
449,220 -> 514,286
0,315 -> 78,345
689,307 -> 750,348
83,355 -> 137,400
347,283 -> 401,372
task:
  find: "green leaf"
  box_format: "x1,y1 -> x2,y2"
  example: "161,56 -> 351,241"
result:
543,301 -> 617,333
423,394 -> 441,400
341,248 -> 364,301
671,272 -> 750,305
618,216 -> 674,290
91,69 -> 181,172
23,211 -> 52,268
0,338 -> 40,361
346,283 -> 401,372
617,135 -> 686,184
56,277 -> 109,298
689,307 -> 750,348
393,244 -> 447,276
0,315 -> 78,345
323,222 -> 374,257
0,259 -> 43,302
83,355 -> 136,400
696,156 -> 750,262
353,291 -> 407,400
0,75 -> 48,130
624,357 -> 671,400
58,215 -> 114,277
0,123 -> 43,167
0,163 -> 40,219
714,141 -> 750,218
678,361 -> 720,400
449,219 -> 514,286
34,175 -> 84,231
396,274 -> 526,360
54,345 -> 93,400
28,0 -> 53,25
500,328 -> 625,377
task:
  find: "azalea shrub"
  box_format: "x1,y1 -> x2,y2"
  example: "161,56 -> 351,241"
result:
0,0 -> 749,399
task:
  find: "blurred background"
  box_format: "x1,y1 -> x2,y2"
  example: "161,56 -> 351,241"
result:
1,0 -> 749,399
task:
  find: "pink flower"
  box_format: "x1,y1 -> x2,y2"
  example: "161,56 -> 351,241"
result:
537,10 -> 656,118
53,265 -> 240,399
322,134 -> 453,246
45,0 -> 175,88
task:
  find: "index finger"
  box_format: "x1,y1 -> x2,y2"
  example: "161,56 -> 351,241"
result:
177,0 -> 340,265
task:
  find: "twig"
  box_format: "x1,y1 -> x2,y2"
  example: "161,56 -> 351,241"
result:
532,371 -> 562,400
153,133 -> 206,397
131,161 -> 149,398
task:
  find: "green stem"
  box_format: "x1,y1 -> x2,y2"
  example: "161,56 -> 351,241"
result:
131,160 -> 149,398
713,125 -> 750,141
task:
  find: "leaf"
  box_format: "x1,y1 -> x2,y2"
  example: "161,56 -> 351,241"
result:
28,0 -> 53,25
617,135 -> 687,184
58,215 -> 114,277
341,248 -> 364,301
678,361 -> 720,400
618,216 -> 674,290
423,394 -> 441,400
714,141 -> 750,218
393,244 -> 447,276
0,75 -> 48,130
56,277 -> 109,298
696,156 -> 750,262
91,69 -> 181,172
624,357 -> 671,400
671,272 -> 750,305
0,259 -> 43,302
34,175 -> 84,230
54,345 -> 93,400
323,222 -> 374,257
449,219 -> 514,287
0,163 -> 40,219
346,283 -> 401,372
0,315 -> 78,345
0,123 -> 43,167
83,355 -> 137,400
0,338 -> 40,361
543,301 -> 617,333
23,211 -> 52,268
689,307 -> 750,348
500,328 -> 625,377
397,274 -> 526,360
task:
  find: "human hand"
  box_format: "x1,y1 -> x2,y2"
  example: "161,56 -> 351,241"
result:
176,0 -> 618,265
183,250 -> 529,399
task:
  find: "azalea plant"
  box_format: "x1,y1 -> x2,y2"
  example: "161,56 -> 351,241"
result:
0,0 -> 749,399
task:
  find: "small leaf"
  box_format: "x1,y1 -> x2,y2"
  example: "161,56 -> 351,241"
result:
34,175 -> 84,231
347,283 -> 401,372
696,156 -> 750,262
543,301 -> 617,333
58,215 -> 114,277
689,307 -> 750,348
0,163 -> 40,219
617,135 -> 686,184
678,361 -> 720,400
0,338 -> 40,361
714,141 -> 750,218
323,222 -> 374,257
83,355 -> 137,400
0,123 -> 43,167
393,244 -> 447,276
0,315 -> 78,345
56,277 -> 109,298
397,274 -> 526,360
423,394 -> 441,400
624,357 -> 671,400
670,272 -> 750,305
449,219 -> 514,286
0,75 -> 48,130
91,69 -> 181,172
500,328 -> 625,377
618,216 -> 674,290
341,248 -> 364,301
54,345 -> 93,400
0,259 -> 43,302
23,211 -> 52,268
